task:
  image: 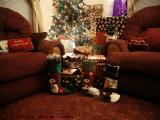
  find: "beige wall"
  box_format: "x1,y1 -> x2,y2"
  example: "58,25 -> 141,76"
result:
0,0 -> 32,23
135,0 -> 160,12
1,0 -> 160,33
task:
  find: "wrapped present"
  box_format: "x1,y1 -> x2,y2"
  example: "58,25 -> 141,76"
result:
74,46 -> 93,55
96,16 -> 128,39
93,62 -> 106,89
86,55 -> 106,89
82,59 -> 97,74
62,53 -> 85,68
61,68 -> 82,91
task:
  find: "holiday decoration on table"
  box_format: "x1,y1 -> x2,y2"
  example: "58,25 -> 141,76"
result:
49,0 -> 90,46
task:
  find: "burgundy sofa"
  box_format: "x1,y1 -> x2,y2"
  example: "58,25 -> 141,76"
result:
0,7 -> 65,107
105,5 -> 160,102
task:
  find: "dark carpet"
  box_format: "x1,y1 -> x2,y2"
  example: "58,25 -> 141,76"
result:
0,92 -> 160,120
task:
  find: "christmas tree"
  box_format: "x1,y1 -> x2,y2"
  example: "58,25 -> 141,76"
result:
49,0 -> 90,45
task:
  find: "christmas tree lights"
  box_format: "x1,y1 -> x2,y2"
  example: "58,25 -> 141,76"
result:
49,0 -> 90,45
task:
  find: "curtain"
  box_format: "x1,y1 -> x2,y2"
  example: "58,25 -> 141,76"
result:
103,0 -> 114,17
113,0 -> 127,16
127,0 -> 135,17
28,0 -> 44,32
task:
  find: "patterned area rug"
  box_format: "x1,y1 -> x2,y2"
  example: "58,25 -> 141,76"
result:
0,92 -> 160,120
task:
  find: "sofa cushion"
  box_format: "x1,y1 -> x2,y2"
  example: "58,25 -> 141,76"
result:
0,7 -> 32,40
0,52 -> 47,83
122,5 -> 160,40
143,28 -> 160,51
107,52 -> 160,76
0,74 -> 48,106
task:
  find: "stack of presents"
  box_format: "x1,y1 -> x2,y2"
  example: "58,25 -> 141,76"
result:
46,5 -> 128,102
46,52 -> 120,102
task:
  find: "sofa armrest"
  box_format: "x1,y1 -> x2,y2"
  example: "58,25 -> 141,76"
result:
38,40 -> 65,56
104,39 -> 129,57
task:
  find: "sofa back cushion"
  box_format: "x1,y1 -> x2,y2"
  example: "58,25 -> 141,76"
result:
0,7 -> 32,40
122,5 -> 160,40
143,28 -> 160,51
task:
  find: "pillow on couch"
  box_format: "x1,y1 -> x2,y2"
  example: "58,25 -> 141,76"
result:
128,37 -> 149,51
0,40 -> 9,54
8,38 -> 34,52
29,32 -> 47,51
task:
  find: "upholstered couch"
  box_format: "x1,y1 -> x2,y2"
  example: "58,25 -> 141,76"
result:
0,7 -> 65,107
105,5 -> 160,102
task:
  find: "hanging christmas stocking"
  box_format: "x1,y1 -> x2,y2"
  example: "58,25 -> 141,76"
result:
102,63 -> 120,102
47,54 -> 72,95
81,60 -> 100,96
